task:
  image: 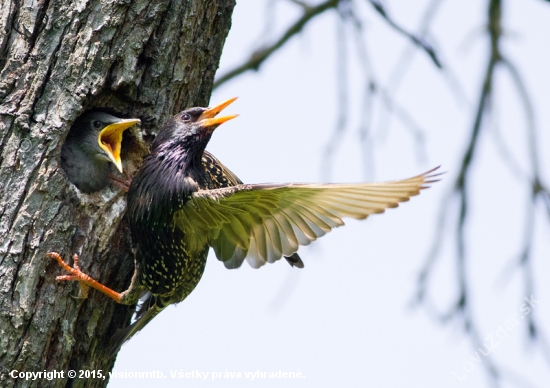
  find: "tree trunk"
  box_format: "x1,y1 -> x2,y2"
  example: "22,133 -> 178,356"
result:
0,1 -> 235,387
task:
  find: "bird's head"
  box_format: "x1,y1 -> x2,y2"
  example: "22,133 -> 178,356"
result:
71,112 -> 141,173
153,97 -> 238,155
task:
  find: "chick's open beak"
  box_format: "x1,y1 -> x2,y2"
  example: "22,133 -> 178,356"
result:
98,118 -> 141,173
198,97 -> 239,128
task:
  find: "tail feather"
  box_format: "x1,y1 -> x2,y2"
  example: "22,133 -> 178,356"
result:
109,301 -> 163,353
135,291 -> 153,320
284,253 -> 304,268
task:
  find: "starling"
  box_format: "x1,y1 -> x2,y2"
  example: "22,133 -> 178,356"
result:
61,111 -> 140,193
48,97 -> 440,350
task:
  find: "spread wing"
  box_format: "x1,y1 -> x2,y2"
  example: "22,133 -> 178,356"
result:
173,167 -> 440,269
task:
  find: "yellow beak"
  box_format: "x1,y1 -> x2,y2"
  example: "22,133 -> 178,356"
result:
98,118 -> 141,173
198,97 -> 239,128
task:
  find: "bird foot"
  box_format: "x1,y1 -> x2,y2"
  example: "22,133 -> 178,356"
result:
46,252 -> 122,303
109,173 -> 132,193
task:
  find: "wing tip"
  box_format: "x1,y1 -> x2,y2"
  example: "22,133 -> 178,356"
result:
419,165 -> 445,188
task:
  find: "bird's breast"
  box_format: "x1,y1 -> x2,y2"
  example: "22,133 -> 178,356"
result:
136,223 -> 209,298
127,151 -> 212,298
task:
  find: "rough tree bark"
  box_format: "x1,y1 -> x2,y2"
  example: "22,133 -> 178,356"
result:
0,1 -> 235,387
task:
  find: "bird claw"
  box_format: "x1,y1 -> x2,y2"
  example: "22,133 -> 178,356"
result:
46,252 -> 91,299
47,252 -> 89,281
54,275 -> 90,299
46,251 -> 123,303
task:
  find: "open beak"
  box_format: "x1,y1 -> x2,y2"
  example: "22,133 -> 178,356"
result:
98,118 -> 141,173
198,97 -> 239,128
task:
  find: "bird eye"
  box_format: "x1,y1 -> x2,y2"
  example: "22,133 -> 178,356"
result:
92,120 -> 102,129
182,113 -> 191,121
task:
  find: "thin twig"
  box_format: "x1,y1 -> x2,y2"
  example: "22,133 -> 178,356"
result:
385,0 -> 445,91
418,0 -> 503,385
353,5 -> 428,163
489,109 -> 527,182
287,0 -> 310,9
415,192 -> 452,304
321,8 -> 349,181
348,10 -> 376,180
214,0 -> 340,89
255,0 -> 279,47
381,0 -> 470,111
346,4 -> 377,180
366,0 -> 442,68
500,58 -> 539,178
450,1 -> 502,383
500,55 -> 550,367
376,86 -> 428,163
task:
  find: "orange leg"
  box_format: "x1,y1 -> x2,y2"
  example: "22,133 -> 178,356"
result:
46,252 -> 123,303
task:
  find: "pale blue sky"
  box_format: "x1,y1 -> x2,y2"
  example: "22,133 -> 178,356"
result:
111,1 -> 550,387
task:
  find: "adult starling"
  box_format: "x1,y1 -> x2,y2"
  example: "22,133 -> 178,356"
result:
61,111 -> 140,193
48,98 -> 440,350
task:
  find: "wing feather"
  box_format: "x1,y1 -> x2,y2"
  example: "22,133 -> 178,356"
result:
264,217 -> 283,261
174,167 -> 441,268
272,212 -> 300,249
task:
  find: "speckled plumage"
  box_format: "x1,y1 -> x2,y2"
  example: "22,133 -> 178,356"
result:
109,105 -> 243,350
127,149 -> 239,300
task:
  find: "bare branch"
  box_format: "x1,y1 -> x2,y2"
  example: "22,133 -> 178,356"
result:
415,192 -> 452,305
418,0 -> 504,384
322,10 -> 349,181
287,0 -> 311,9
366,0 -> 442,68
499,55 -> 550,367
370,0 -> 439,163
214,0 -> 339,89
489,112 -> 528,182
376,85 -> 428,163
382,0 -> 471,110
500,58 -> 539,178
385,0 -> 445,91
347,6 -> 376,180
322,4 -> 429,181
255,0 -> 280,46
